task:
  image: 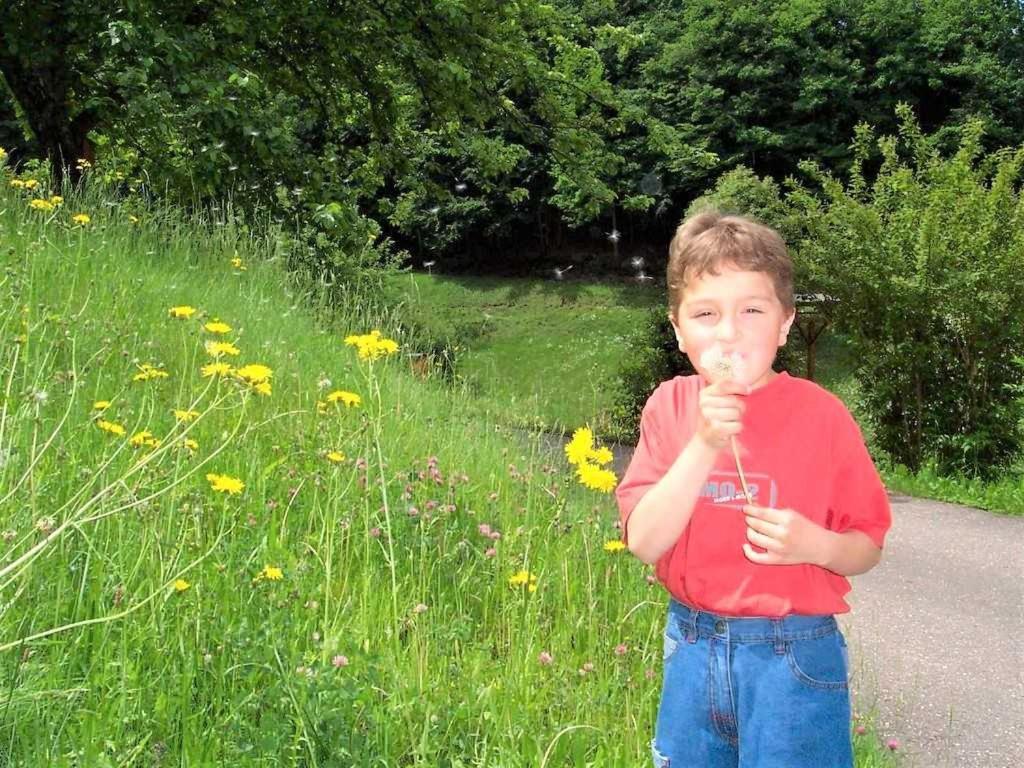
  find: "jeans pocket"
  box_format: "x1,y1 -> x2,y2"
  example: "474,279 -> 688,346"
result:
785,631 -> 850,691
650,737 -> 671,767
663,616 -> 682,662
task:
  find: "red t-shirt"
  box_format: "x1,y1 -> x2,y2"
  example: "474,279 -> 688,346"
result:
615,371 -> 891,617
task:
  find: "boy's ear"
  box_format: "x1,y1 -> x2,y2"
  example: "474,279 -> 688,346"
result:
668,312 -> 684,351
778,308 -> 796,346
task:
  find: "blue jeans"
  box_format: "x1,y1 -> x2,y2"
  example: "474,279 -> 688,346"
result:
651,597 -> 853,768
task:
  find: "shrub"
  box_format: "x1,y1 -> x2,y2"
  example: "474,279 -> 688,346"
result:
789,105 -> 1024,478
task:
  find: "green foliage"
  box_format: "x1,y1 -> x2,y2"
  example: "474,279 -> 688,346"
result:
790,105 -> 1024,477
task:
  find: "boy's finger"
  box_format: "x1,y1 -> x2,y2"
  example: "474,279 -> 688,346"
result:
742,543 -> 780,565
745,516 -> 781,537
744,504 -> 782,522
711,380 -> 751,397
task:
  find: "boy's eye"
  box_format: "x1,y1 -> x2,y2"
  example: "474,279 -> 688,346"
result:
745,308 -> 763,314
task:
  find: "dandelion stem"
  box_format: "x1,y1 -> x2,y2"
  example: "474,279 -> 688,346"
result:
730,436 -> 754,505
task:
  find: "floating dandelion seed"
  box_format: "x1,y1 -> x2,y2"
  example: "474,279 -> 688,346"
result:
423,260 -> 436,275
630,256 -> 645,269
428,206 -> 440,215
607,229 -> 621,244
637,271 -> 653,282
245,128 -> 260,137
454,181 -> 467,193
553,265 -> 573,280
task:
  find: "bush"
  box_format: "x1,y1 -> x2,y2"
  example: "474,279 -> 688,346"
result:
789,105 -> 1024,478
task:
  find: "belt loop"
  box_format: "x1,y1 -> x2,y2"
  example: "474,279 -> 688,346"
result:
687,608 -> 699,644
772,619 -> 786,655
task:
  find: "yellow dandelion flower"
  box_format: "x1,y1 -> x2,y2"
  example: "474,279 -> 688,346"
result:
508,569 -> 539,592
173,409 -> 200,422
168,305 -> 197,319
234,364 -> 272,384
343,330 -> 400,360
252,381 -> 271,396
201,361 -> 234,377
71,213 -> 90,225
575,462 -> 618,494
231,256 -> 246,270
96,419 -> 126,436
326,450 -> 345,463
588,446 -> 614,466
76,158 -> 92,169
326,390 -> 361,407
603,540 -> 627,553
129,430 -> 154,447
23,179 -> 39,190
93,400 -> 111,411
0,147 -> 6,162
128,215 -> 139,224
261,565 -> 283,581
205,473 -> 244,495
49,195 -> 63,205
9,179 -> 25,189
204,340 -> 240,358
564,427 -> 594,465
204,320 -> 232,334
182,438 -> 199,452
29,198 -> 55,212
173,579 -> 190,592
132,363 -> 169,382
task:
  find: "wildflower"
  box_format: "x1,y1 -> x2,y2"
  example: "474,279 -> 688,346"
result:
71,213 -> 90,226
326,451 -> 345,463
129,430 -> 155,448
603,540 -> 627,553
332,654 -> 349,668
76,158 -> 92,170
565,427 -> 594,465
132,363 -> 169,382
369,526 -> 381,538
614,643 -> 628,656
168,305 -> 197,319
259,565 -> 283,581
252,381 -> 271,396
588,445 -> 613,465
231,256 -> 246,270
23,179 -> 39,190
576,462 -> 618,493
485,547 -> 497,558
201,361 -> 233,377
234,363 -> 272,384
204,320 -> 232,334
204,340 -> 240,358
508,569 -> 538,592
325,390 -> 361,407
9,179 -> 25,189
96,419 -> 126,436
412,603 -> 428,614
580,661 -> 595,675
49,195 -> 63,205
173,579 -> 190,592
93,400 -> 111,411
343,330 -> 400,361
205,473 -> 244,495
886,739 -> 900,751
128,214 -> 139,224
173,409 -> 200,422
29,198 -> 55,212
0,147 -> 6,163
182,438 -> 199,452
35,517 -> 56,535
538,651 -> 554,666
854,725 -> 867,736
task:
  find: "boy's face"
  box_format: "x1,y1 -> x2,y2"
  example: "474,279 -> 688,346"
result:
669,263 -> 795,390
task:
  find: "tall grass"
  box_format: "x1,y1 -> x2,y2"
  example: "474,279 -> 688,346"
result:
0,164 -> 898,765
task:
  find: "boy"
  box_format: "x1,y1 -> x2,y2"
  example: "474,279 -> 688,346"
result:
615,210 -> 891,768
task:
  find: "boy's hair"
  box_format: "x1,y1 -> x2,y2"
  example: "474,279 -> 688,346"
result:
666,208 -> 795,316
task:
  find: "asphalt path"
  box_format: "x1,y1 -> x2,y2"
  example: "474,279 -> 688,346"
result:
528,430 -> 1024,767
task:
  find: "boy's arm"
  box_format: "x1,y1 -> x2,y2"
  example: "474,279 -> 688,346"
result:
818,529 -> 882,576
625,433 -> 719,565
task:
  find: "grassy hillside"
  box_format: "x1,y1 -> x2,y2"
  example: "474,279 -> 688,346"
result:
0,168 -> 898,765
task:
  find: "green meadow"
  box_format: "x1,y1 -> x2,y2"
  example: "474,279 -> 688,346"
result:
0,176 -> 901,765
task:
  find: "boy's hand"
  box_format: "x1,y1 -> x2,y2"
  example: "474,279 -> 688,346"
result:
742,504 -> 828,566
696,379 -> 750,451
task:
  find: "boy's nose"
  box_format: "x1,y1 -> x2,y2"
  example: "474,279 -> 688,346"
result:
715,319 -> 739,341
